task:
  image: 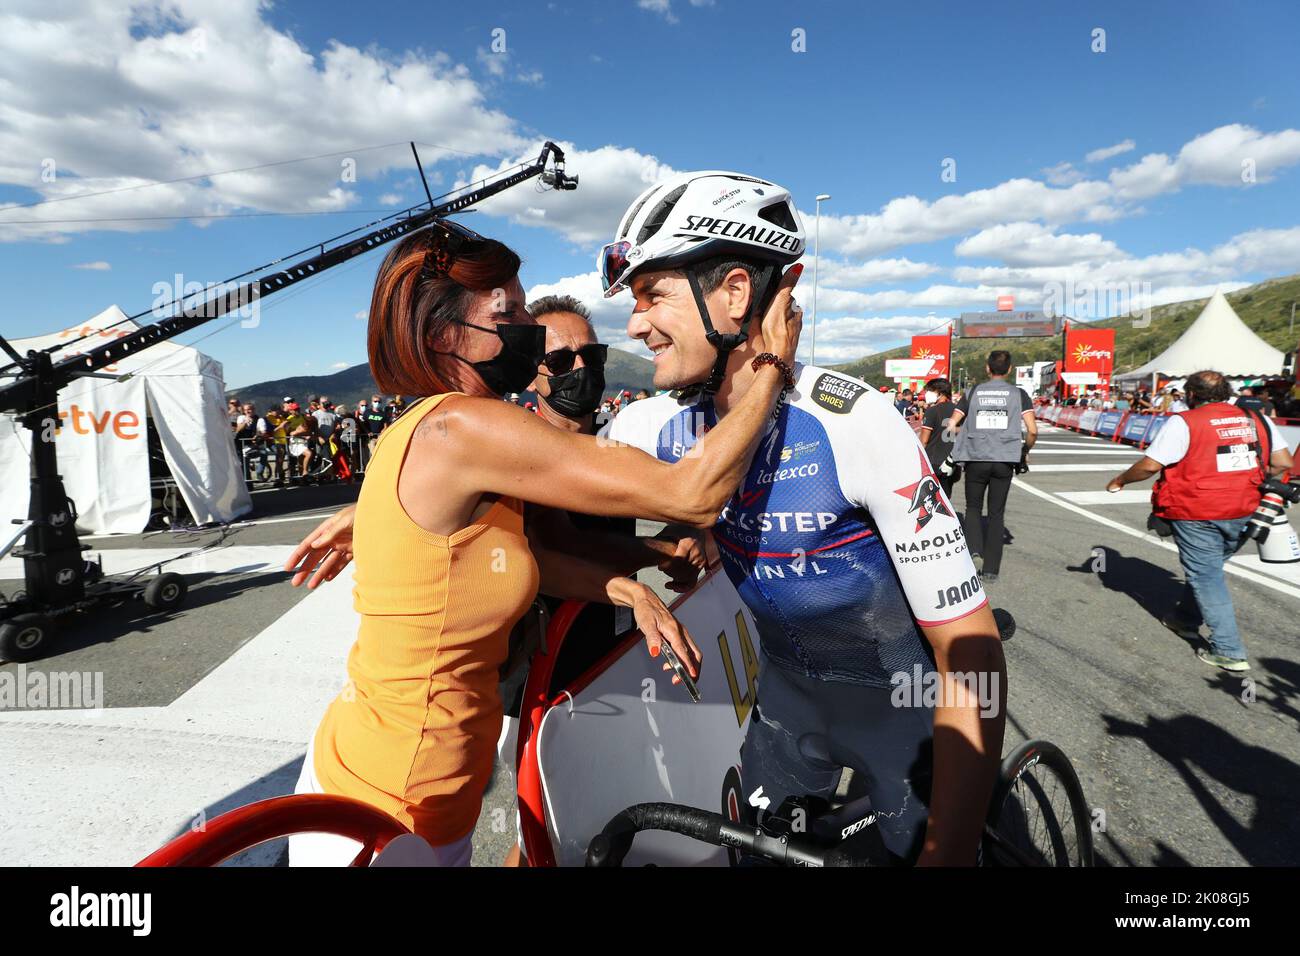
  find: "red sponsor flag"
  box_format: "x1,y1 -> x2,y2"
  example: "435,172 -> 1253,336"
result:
996,295 -> 1015,312
1063,327 -> 1115,391
911,334 -> 950,378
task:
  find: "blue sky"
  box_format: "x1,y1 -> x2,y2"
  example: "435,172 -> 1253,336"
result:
1,0 -> 1298,388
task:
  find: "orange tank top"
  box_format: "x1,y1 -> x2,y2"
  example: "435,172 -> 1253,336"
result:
311,393 -> 539,845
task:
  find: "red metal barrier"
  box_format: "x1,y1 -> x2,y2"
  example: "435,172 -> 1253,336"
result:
136,794 -> 411,867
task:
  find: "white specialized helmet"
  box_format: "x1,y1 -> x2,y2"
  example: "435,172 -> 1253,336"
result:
598,170 -> 805,394
599,170 -> 804,297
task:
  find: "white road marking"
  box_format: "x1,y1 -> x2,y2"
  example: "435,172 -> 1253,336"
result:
1013,478 -> 1300,600
1031,449 -> 1143,456
1034,441 -> 1136,449
1025,464 -> 1128,472
1059,490 -> 1153,505
0,572 -> 360,866
0,545 -> 296,581
74,511 -> 341,543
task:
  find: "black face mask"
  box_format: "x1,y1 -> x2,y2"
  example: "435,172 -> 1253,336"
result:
445,321 -> 546,397
544,365 -> 606,418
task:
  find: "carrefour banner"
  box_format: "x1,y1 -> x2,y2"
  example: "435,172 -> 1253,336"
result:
1064,327 -> 1115,387
910,334 -> 950,378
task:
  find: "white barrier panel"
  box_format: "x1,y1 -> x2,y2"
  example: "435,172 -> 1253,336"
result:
537,570 -> 758,867
1076,409 -> 1102,432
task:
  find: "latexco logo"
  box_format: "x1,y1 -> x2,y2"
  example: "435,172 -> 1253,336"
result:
50,886 -> 151,936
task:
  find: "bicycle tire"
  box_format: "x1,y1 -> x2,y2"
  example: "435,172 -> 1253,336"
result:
983,739 -> 1094,867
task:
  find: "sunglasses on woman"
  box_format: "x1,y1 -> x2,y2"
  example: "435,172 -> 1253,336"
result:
541,343 -> 608,375
420,218 -> 488,280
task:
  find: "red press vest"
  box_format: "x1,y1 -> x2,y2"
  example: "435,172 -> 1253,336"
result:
1152,402 -> 1266,520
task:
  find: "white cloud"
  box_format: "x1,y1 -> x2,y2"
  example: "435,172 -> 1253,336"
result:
516,70 -> 544,86
476,46 -> 508,78
331,361 -> 348,369
816,124 -> 1300,258
1108,152 -> 1180,201
955,222 -> 1122,267
799,256 -> 940,287
814,177 -> 1120,259
72,260 -> 111,270
462,142 -> 678,246
525,270 -> 643,353
1042,162 -> 1085,186
803,314 -> 953,365
378,193 -> 403,206
814,284 -> 1015,314
1085,140 -> 1135,163
0,1 -> 527,241
638,0 -> 679,24
1175,123 -> 1300,186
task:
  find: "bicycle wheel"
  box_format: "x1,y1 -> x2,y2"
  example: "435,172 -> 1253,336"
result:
983,739 -> 1094,867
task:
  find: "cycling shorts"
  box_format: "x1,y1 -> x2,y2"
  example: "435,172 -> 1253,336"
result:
740,655 -> 934,863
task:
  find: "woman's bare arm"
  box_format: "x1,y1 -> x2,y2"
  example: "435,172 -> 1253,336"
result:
422,267 -> 802,528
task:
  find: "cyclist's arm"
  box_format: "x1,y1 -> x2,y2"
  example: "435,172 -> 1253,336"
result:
837,393 -> 1002,865
916,613 -> 1006,866
424,367 -> 785,529
527,506 -> 680,575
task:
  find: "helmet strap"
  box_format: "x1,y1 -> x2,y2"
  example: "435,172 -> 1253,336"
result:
685,263 -> 781,396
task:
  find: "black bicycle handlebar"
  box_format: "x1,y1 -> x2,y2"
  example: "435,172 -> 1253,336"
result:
584,802 -> 872,868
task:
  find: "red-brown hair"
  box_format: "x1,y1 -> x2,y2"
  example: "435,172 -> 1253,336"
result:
366,228 -> 522,396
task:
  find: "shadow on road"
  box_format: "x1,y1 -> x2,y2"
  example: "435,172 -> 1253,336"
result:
1204,656 -> 1300,727
1104,713 -> 1300,865
153,754 -> 303,867
1066,545 -> 1185,632
0,570 -> 293,663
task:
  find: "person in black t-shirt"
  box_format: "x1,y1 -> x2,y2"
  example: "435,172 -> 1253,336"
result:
918,377 -> 958,500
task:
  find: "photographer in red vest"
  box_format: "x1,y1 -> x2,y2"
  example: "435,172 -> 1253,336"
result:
1105,370 -> 1293,672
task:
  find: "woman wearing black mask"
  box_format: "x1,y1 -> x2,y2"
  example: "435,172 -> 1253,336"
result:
283,220 -> 802,866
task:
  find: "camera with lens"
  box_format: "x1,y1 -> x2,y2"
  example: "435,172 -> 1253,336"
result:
1241,475 -> 1300,563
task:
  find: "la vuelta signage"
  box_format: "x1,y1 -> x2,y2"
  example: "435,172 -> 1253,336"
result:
1063,327 -> 1115,385
911,333 -> 951,378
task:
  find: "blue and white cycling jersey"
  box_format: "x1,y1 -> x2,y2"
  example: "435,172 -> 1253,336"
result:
604,365 -> 987,687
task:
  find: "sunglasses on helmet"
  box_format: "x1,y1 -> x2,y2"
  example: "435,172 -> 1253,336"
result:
598,240 -> 633,294
542,343 -> 608,375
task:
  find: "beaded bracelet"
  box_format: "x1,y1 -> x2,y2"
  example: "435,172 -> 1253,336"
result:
751,352 -> 796,391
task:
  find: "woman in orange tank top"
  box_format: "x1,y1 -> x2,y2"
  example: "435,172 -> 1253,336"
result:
285,219 -> 803,865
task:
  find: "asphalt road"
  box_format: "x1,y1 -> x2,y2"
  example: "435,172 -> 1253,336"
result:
1,425 -> 1297,866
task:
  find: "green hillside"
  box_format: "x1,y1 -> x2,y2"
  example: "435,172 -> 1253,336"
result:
229,346 -> 656,411
835,272 -> 1300,389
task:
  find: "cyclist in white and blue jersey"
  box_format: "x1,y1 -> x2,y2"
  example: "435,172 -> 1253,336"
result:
598,171 -> 1007,865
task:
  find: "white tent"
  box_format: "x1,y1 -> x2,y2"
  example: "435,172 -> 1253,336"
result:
0,305 -> 252,534
1115,289 -> 1284,382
